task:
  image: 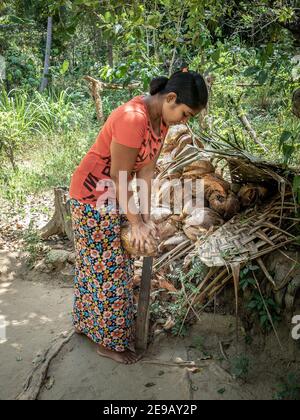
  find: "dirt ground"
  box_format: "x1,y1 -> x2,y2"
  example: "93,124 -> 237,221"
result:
0,194 -> 299,401
1,247 -> 299,401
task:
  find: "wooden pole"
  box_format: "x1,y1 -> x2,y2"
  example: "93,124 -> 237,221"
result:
135,256 -> 153,351
40,17 -> 53,92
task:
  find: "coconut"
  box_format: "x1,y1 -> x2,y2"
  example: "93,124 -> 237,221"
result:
159,233 -> 189,252
202,173 -> 231,199
182,208 -> 224,242
181,198 -> 204,218
163,124 -> 189,152
121,226 -> 158,257
238,184 -> 269,208
184,207 -> 224,229
208,191 -> 240,220
157,218 -> 178,241
182,225 -> 206,242
183,160 -> 215,176
151,207 -> 172,224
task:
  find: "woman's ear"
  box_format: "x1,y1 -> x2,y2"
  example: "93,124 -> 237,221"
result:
166,92 -> 177,103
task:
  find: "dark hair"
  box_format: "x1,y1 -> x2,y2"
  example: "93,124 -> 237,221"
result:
149,71 -> 208,110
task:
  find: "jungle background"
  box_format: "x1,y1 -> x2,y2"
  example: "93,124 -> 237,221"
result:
0,0 -> 299,201
0,0 -> 300,401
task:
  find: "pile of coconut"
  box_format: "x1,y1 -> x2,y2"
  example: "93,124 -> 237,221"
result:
148,124 -> 270,256
121,124 -> 271,258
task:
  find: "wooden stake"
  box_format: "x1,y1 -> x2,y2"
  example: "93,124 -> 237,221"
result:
135,256 -> 153,351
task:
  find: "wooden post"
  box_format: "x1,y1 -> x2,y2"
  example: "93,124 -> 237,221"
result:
135,256 -> 153,351
40,17 -> 53,92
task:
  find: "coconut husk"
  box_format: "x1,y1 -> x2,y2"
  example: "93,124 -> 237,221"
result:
169,214 -> 185,223
176,133 -> 193,148
121,226 -> 158,257
182,225 -> 206,242
157,218 -> 179,241
208,191 -> 240,220
194,137 -> 205,149
238,184 -> 269,208
163,124 -> 189,152
183,160 -> 215,176
182,198 -> 201,218
182,208 -> 224,242
151,207 -> 172,224
158,179 -> 183,208
159,233 -> 188,252
184,208 -> 224,229
169,136 -> 193,160
167,172 -> 183,180
202,173 -> 231,198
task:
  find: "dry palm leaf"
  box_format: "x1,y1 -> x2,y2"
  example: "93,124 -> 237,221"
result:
197,192 -> 299,268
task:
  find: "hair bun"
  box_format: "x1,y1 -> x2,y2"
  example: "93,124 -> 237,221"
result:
150,76 -> 169,95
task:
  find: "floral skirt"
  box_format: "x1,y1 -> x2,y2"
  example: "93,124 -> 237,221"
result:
70,199 -> 135,352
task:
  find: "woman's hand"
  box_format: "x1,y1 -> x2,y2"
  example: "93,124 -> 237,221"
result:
129,220 -> 159,255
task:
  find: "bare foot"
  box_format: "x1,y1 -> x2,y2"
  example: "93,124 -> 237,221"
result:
74,327 -> 83,335
97,345 -> 143,364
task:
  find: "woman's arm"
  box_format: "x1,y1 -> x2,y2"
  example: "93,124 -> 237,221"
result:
136,154 -> 160,223
110,141 -> 158,254
110,140 -> 143,225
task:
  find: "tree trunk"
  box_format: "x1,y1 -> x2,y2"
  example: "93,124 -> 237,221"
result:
40,17 -> 53,92
39,187 -> 74,244
107,40 -> 114,67
292,88 -> 300,118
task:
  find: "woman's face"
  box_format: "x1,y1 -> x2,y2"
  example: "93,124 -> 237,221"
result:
161,93 -> 201,126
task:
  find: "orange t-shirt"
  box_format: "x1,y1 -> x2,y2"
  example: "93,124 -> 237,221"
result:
69,95 -> 169,205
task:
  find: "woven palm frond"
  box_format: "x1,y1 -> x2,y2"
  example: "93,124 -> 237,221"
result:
197,192 -> 300,268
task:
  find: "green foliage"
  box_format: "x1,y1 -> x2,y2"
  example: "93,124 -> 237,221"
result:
273,373 -> 300,400
239,265 -> 282,332
240,265 -> 259,291
230,354 -> 250,380
247,291 -> 281,331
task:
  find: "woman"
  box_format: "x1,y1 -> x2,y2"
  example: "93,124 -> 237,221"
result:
69,69 -> 208,364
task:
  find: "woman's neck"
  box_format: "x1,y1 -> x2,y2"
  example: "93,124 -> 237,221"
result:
143,94 -> 163,123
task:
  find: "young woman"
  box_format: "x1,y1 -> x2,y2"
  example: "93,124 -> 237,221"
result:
69,69 -> 208,364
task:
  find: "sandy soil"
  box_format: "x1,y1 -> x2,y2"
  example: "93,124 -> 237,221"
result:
0,194 -> 299,400
1,248 -> 299,400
